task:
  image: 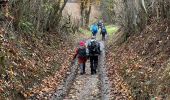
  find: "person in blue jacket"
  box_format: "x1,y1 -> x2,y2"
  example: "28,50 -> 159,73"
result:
90,23 -> 98,36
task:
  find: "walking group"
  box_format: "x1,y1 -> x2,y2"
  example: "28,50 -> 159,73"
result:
72,20 -> 107,75
90,20 -> 107,41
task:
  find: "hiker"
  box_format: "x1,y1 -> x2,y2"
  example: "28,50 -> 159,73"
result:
100,26 -> 107,41
90,23 -> 98,36
97,20 -> 103,29
88,36 -> 101,75
72,41 -> 88,75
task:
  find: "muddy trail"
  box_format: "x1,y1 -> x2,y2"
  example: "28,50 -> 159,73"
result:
50,37 -> 109,100
49,33 -> 113,100
64,61 -> 101,100
63,41 -> 107,100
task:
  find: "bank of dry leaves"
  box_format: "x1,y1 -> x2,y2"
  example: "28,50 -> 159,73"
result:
0,31 -> 75,99
106,18 -> 170,99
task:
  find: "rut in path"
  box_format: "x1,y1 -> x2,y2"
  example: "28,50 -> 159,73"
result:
64,41 -> 105,100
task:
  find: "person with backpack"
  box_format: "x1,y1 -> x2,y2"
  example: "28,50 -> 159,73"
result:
72,41 -> 88,75
100,26 -> 107,41
97,20 -> 103,29
88,36 -> 101,75
90,23 -> 98,36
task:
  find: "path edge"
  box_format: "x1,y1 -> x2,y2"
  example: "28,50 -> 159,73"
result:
98,41 -> 111,100
51,63 -> 78,100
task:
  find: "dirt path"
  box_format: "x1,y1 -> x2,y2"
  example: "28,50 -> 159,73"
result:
64,40 -> 105,100
50,32 -> 114,100
64,61 -> 101,100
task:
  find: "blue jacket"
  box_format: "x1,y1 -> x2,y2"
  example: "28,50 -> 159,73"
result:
90,24 -> 98,35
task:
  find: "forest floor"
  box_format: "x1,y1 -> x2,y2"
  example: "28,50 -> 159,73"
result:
1,18 -> 169,100
106,18 -> 170,100
0,24 -> 117,99
27,26 -> 119,100
61,19 -> 170,100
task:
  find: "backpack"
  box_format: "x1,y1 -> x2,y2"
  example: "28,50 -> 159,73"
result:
101,27 -> 106,34
78,48 -> 87,57
89,41 -> 100,55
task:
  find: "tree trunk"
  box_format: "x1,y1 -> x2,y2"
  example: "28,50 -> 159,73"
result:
13,0 -> 23,31
85,4 -> 91,27
80,0 -> 85,27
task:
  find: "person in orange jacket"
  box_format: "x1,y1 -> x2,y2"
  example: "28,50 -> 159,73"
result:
72,41 -> 88,75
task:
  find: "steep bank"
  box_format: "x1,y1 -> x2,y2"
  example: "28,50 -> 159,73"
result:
0,30 -> 75,99
106,18 -> 170,99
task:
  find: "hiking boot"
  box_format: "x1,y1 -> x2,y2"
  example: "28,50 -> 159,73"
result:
80,73 -> 84,75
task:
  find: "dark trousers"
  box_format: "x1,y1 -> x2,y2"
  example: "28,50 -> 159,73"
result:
101,33 -> 106,41
90,56 -> 98,74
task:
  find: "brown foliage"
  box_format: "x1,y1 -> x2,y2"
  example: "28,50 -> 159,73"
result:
0,31 -> 75,99
106,18 -> 170,99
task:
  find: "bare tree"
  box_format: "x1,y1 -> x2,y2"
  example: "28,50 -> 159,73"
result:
102,0 -> 169,36
80,0 -> 92,27
8,0 -> 69,33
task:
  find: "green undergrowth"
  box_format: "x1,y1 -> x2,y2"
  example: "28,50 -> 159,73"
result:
79,25 -> 118,36
105,25 -> 118,35
79,28 -> 91,36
